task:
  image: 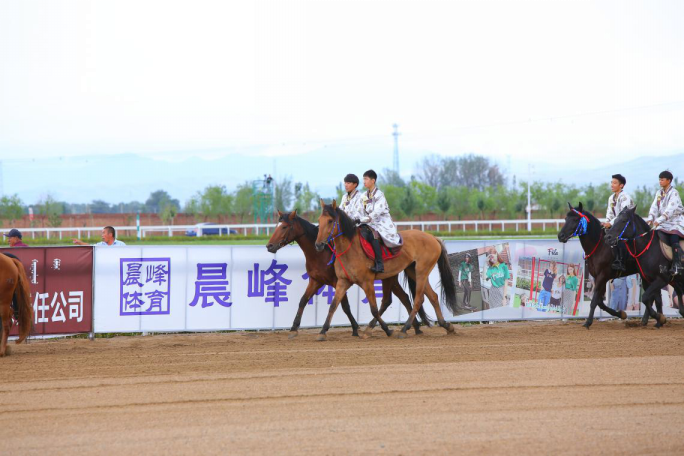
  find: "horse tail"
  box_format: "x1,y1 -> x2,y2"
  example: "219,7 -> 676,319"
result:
402,265 -> 433,327
437,240 -> 459,315
11,258 -> 33,344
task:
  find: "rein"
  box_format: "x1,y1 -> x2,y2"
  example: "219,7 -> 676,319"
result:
616,214 -> 656,282
325,220 -> 352,281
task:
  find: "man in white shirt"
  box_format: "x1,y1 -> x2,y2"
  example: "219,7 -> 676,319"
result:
601,174 -> 634,271
73,226 -> 126,246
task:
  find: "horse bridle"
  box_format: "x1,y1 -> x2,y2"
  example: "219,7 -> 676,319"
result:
276,219 -> 300,248
568,208 -> 590,238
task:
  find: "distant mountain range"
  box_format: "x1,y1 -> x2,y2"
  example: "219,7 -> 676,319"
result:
4,147 -> 682,205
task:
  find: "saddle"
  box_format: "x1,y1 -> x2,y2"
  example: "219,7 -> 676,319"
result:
657,231 -> 684,261
358,229 -> 402,261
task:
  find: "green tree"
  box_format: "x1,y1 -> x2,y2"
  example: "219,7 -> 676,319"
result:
233,182 -> 254,223
145,190 -> 180,214
37,195 -> 64,227
186,185 -> 233,221
381,168 -> 406,187
409,180 -> 437,215
0,194 -> 25,225
436,188 -> 451,216
160,204 -> 177,224
275,177 -> 294,211
400,185 -> 418,218
294,183 -> 319,214
382,185 -> 406,219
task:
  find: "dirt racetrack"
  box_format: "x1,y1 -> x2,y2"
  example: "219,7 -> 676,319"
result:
2,320 -> 684,455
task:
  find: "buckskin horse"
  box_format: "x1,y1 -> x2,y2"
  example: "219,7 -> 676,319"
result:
266,210 -> 432,338
314,200 -> 458,340
558,202 -> 666,328
0,253 -> 33,356
604,205 -> 684,326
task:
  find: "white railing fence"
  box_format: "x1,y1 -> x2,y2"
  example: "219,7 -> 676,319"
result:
17,218 -> 607,240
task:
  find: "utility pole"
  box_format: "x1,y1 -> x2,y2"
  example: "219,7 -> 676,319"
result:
392,124 -> 400,174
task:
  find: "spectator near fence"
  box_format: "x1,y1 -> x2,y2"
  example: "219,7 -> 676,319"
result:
73,226 -> 126,246
4,228 -> 28,247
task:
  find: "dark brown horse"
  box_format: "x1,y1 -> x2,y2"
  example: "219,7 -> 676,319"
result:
266,210 -> 431,339
0,253 -> 33,356
314,201 -> 458,340
604,205 -> 684,326
558,203 -> 666,328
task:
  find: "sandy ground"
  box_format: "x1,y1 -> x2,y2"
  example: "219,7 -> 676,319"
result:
2,319 -> 684,455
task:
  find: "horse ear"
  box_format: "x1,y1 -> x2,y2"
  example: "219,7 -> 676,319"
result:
277,210 -> 283,218
332,199 -> 337,210
578,202 -> 584,212
319,198 -> 325,209
567,202 -> 573,211
289,209 -> 297,220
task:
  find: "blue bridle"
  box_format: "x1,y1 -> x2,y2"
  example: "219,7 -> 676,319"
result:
325,220 -> 343,265
568,208 -> 589,238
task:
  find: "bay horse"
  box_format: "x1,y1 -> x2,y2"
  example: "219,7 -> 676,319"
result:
604,205 -> 684,326
314,200 -> 458,340
558,202 -> 665,328
266,210 -> 431,338
0,253 -> 33,356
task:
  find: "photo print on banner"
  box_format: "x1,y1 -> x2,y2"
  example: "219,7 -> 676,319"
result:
514,244 -> 583,316
447,243 -> 513,316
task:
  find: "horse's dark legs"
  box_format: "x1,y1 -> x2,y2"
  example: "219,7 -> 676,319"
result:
366,278 -> 423,335
338,295 -> 360,337
289,279 -> 321,339
641,279 -> 667,328
358,281 -> 393,339
317,280 -> 352,341
584,276 -> 627,328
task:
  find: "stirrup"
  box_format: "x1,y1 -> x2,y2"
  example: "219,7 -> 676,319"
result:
370,262 -> 384,273
669,263 -> 683,276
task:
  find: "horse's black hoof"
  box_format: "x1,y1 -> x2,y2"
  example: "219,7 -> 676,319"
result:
583,321 -> 591,329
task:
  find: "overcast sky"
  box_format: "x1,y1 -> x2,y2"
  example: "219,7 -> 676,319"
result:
1,0 -> 683,175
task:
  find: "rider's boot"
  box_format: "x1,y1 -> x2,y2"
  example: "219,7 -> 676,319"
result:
669,247 -> 683,276
611,245 -> 627,272
370,238 -> 384,273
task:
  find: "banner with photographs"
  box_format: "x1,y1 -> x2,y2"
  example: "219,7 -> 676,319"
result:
443,239 -> 675,321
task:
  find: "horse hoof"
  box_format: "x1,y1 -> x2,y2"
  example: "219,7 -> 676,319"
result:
386,329 -> 394,338
414,328 -> 424,336
393,331 -> 407,339
655,322 -> 662,329
446,323 -> 456,334
583,322 -> 591,329
657,314 -> 667,325
316,334 -> 327,342
619,311 -> 627,320
288,331 -> 299,340
351,331 -> 360,338
359,332 -> 371,340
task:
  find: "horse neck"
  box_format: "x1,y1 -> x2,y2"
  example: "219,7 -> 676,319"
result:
332,228 -> 355,258
294,229 -> 326,262
578,215 -> 604,255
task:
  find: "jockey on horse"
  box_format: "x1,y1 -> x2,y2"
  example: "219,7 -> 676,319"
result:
339,173 -> 364,223
601,174 -> 635,272
354,169 -> 402,273
645,170 -> 684,276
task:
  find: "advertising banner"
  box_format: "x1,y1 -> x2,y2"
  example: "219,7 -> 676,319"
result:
1,247 -> 93,336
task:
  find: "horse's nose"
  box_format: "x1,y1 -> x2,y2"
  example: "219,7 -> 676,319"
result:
266,243 -> 274,252
315,242 -> 325,252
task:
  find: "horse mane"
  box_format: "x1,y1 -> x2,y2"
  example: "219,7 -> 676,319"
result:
279,212 -> 319,241
323,205 -> 356,240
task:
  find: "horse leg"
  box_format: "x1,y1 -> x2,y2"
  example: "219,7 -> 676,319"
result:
424,282 -> 455,335
365,279 -> 394,334
289,279 -> 322,339
398,272 -> 430,338
584,277 -> 609,328
644,279 -> 667,328
317,280 -> 352,341
392,278 -> 424,335
339,294 -> 360,337
0,303 -> 10,357
360,281 -> 393,339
